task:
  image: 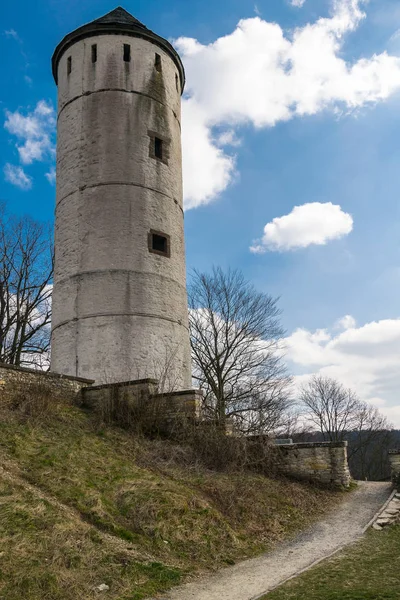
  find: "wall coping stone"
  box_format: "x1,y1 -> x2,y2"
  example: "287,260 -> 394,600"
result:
388,449 -> 400,455
278,441 -> 348,449
82,378 -> 158,392
152,389 -> 203,398
0,362 -> 94,384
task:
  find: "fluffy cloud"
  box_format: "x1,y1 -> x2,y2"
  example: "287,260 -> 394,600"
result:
3,100 -> 56,189
4,100 -> 56,165
176,0 -> 400,208
285,317 -> 400,426
335,315 -> 357,330
45,166 -> 56,185
291,0 -> 306,7
4,164 -> 32,190
250,202 -> 353,252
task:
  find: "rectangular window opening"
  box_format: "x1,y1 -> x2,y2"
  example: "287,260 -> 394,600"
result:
123,44 -> 131,62
155,53 -> 162,72
152,233 -> 167,253
154,137 -> 163,159
149,231 -> 170,257
91,44 -> 97,63
175,74 -> 179,92
67,56 -> 72,75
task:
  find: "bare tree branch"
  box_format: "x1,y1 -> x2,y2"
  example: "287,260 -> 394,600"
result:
188,267 -> 292,434
0,203 -> 53,369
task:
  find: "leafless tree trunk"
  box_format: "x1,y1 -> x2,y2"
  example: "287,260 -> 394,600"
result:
188,267 -> 292,433
0,203 -> 53,369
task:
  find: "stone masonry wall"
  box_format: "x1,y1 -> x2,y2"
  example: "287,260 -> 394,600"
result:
0,362 -> 93,400
81,379 -> 203,432
276,442 -> 351,488
388,450 -> 400,487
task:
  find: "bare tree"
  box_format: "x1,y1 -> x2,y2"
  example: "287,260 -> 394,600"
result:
0,203 -> 53,368
300,375 -> 392,474
188,267 -> 292,433
299,375 -> 361,441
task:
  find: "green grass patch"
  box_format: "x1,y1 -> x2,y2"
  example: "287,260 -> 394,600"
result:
264,525 -> 400,600
0,397 -> 348,599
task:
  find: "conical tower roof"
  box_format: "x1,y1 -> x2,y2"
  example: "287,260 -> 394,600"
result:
52,6 -> 185,90
91,7 -> 146,28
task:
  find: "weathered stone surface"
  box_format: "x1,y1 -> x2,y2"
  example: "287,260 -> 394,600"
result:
0,362 -> 93,400
82,378 -> 203,431
51,22 -> 192,388
275,442 -> 351,488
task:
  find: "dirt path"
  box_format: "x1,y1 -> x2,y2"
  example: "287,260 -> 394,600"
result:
164,481 -> 392,600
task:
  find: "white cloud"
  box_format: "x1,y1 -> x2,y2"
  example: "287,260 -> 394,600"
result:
217,129 -> 242,147
182,99 -> 236,209
176,0 -> 400,208
335,314 -> 356,330
250,202 -> 353,252
45,166 -> 56,185
4,163 -> 32,190
291,0 -> 306,7
4,100 -> 56,165
286,316 -> 400,426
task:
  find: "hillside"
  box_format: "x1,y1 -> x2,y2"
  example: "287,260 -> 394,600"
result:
0,393 -> 346,600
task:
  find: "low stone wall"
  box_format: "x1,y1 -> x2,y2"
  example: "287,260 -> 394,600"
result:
81,378 -> 203,431
0,362 -> 93,400
388,450 -> 400,486
276,441 -> 351,488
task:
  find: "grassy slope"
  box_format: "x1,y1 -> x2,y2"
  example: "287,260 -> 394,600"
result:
264,525 -> 400,600
0,400 -> 345,599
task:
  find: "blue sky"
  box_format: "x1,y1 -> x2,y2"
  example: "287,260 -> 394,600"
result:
2,0 -> 400,423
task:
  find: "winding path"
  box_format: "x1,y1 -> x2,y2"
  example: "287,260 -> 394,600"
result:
164,481 -> 392,600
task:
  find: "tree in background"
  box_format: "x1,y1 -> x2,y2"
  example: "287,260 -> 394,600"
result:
299,374 -> 392,478
188,267 -> 292,434
0,203 -> 53,368
300,375 -> 361,442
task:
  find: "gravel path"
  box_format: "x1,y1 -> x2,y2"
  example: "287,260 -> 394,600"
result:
164,481 -> 392,600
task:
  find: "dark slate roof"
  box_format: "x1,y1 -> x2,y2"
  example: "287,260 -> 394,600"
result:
52,6 -> 185,91
91,7 -> 146,29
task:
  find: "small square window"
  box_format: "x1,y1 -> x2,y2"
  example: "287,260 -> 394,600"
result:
154,137 -> 163,159
91,44 -> 97,63
155,53 -> 162,72
123,44 -> 131,62
67,56 -> 72,75
148,230 -> 170,257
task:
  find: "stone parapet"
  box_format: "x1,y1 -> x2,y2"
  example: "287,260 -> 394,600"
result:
81,378 -> 202,432
276,441 -> 351,488
0,362 -> 93,400
388,450 -> 400,486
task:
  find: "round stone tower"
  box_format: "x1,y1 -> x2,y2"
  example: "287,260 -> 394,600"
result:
50,7 -> 192,388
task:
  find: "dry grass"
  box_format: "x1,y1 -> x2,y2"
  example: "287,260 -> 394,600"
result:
0,384 -> 346,599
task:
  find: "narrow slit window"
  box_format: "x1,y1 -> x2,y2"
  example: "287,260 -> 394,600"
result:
155,53 -> 162,72
123,44 -> 131,62
67,56 -> 72,75
91,44 -> 97,63
154,137 -> 163,159
175,74 -> 179,92
149,231 -> 170,257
